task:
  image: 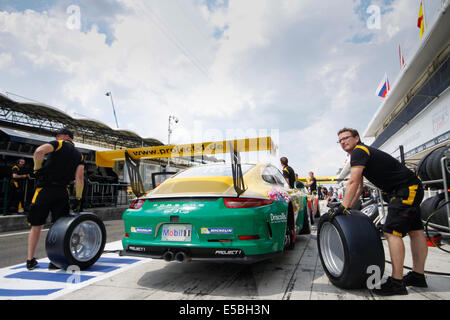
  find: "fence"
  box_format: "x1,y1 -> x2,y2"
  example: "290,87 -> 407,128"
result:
0,178 -> 133,216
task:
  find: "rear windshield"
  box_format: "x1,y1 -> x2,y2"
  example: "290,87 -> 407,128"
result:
174,164 -> 255,178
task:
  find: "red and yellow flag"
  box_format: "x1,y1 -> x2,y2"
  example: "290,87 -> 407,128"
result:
417,1 -> 425,38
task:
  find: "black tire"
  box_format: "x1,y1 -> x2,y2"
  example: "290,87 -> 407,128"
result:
298,210 -> 311,235
420,193 -> 445,222
284,208 -> 296,250
426,147 -> 449,181
317,210 -> 385,289
417,151 -> 433,182
424,197 -> 450,230
45,212 -> 107,270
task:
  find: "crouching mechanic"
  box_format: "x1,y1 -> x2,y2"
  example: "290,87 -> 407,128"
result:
329,128 -> 428,296
26,128 -> 85,270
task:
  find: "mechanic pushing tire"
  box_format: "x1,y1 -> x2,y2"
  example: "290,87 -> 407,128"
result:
46,212 -> 106,270
317,210 -> 385,289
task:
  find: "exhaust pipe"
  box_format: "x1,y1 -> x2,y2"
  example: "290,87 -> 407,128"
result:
163,251 -> 174,262
175,251 -> 190,263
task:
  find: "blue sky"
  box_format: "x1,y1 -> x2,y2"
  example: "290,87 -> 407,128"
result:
0,0 -> 444,176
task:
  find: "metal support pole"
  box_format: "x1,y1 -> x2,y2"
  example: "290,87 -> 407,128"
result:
440,155 -> 450,232
399,145 -> 405,165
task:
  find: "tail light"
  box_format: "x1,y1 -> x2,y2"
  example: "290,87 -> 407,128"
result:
238,235 -> 260,240
129,199 -> 145,209
224,198 -> 273,208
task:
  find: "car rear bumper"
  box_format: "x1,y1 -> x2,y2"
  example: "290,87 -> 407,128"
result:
119,245 -> 282,264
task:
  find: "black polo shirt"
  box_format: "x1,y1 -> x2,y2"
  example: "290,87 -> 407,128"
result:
309,177 -> 317,192
11,164 -> 26,189
37,140 -> 84,187
350,143 -> 419,193
282,165 -> 296,188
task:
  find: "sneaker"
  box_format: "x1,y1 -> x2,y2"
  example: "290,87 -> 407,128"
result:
403,271 -> 428,288
48,262 -> 61,270
26,258 -> 38,270
372,277 -> 408,296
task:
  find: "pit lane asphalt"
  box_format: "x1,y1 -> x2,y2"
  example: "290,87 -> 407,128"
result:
0,219 -> 125,269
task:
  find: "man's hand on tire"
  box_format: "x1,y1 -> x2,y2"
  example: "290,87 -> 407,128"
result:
327,204 -> 349,220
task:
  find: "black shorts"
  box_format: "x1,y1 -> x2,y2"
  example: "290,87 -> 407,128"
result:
383,183 -> 424,237
28,186 -> 70,226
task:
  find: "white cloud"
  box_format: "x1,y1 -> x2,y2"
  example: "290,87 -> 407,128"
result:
0,0 -> 439,177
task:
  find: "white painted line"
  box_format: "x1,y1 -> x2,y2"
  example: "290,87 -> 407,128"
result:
0,229 -> 49,238
0,240 -> 153,300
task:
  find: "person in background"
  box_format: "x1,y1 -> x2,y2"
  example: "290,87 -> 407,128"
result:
280,157 -> 296,189
7,158 -> 29,214
307,171 -> 317,195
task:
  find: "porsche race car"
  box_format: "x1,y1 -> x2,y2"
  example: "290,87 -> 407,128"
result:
120,162 -> 310,263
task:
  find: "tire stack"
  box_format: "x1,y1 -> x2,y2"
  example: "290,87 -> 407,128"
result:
420,193 -> 449,231
417,146 -> 449,231
417,146 -> 450,188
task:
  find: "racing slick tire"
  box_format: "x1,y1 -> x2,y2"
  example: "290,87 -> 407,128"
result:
421,194 -> 449,231
284,208 -> 296,250
317,210 -> 385,289
417,151 -> 433,182
298,210 -> 311,235
45,212 -> 106,270
426,146 -> 449,181
420,193 -> 445,222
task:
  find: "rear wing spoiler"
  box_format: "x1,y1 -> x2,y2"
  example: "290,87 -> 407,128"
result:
97,137 -> 277,198
95,136 -> 277,168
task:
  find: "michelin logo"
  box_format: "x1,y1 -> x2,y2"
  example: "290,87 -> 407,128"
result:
270,213 -> 287,223
131,227 -> 153,234
201,228 -> 233,234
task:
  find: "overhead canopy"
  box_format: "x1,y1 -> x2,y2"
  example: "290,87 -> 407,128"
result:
0,93 -> 163,149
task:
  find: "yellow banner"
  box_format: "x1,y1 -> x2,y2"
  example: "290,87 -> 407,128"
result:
96,136 -> 277,168
298,176 -> 340,184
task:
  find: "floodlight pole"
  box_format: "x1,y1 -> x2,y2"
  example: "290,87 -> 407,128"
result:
167,115 -> 178,168
106,91 -> 119,129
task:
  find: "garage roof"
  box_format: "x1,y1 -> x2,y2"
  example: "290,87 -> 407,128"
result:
0,93 -> 164,149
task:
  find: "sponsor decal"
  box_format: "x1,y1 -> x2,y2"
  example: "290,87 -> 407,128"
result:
152,203 -> 204,214
270,213 -> 287,223
201,227 -> 233,234
162,228 -> 191,238
131,227 -> 153,234
214,249 -> 242,256
128,246 -> 146,252
267,187 -> 290,202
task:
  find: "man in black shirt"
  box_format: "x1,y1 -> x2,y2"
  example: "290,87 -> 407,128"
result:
330,128 -> 428,296
280,157 -> 295,188
7,158 -> 29,214
307,171 -> 317,195
26,128 -> 85,270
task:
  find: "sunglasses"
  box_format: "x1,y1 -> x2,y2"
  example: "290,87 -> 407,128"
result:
337,135 -> 353,144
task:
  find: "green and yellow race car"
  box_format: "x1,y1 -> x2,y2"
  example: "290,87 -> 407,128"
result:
119,162 -> 310,263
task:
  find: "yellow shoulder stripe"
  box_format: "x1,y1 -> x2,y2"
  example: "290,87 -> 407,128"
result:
55,140 -> 64,152
354,145 -> 370,156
